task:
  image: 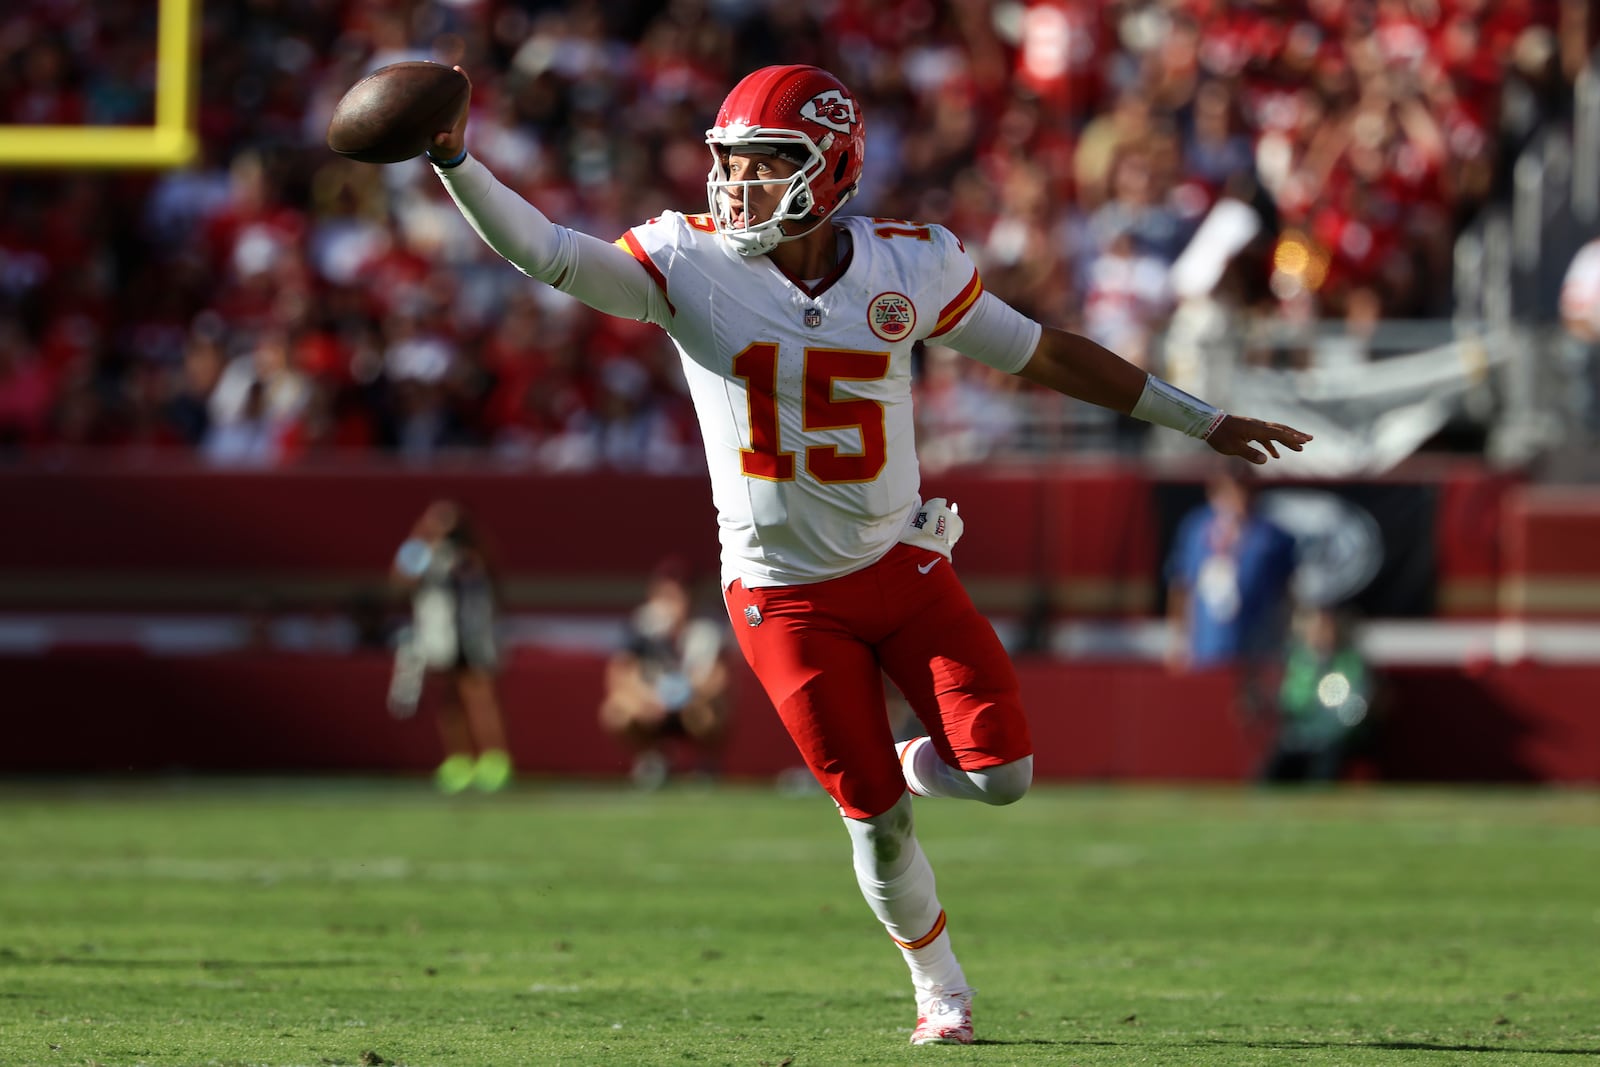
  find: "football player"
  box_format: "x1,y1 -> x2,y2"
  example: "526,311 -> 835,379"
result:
424,63 -> 1310,1045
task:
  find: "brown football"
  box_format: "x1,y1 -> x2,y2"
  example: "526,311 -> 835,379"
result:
326,62 -> 469,165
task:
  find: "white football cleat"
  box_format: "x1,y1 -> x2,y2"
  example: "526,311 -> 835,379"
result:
910,987 -> 974,1045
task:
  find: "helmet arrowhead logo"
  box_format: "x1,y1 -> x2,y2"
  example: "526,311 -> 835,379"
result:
801,90 -> 856,133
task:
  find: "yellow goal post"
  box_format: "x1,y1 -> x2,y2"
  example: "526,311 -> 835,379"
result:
0,0 -> 199,169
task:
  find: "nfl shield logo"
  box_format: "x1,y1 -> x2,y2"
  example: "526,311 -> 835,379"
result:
744,604 -> 763,627
804,306 -> 822,328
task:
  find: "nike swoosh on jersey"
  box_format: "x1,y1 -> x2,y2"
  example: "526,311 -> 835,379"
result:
917,559 -> 940,574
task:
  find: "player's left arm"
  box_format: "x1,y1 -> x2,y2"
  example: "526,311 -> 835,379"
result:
920,222 -> 1309,464
1016,326 -> 1312,465
926,227 -> 1309,464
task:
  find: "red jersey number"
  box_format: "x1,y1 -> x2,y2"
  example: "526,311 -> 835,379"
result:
733,343 -> 889,484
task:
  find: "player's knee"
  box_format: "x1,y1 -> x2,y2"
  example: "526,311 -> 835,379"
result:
845,793 -> 917,873
974,755 -> 1033,806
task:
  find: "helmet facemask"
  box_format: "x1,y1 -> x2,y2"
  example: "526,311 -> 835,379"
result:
705,126 -> 837,257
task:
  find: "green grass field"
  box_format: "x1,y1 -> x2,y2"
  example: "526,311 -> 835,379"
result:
1,780 -> 1596,1067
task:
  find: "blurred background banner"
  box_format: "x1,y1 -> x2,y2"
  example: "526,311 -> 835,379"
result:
1151,477 -> 1439,617
2,0 -> 1599,785
1223,330 -> 1511,476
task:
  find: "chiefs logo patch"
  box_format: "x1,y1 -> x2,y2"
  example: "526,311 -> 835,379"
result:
801,90 -> 857,134
867,291 -> 916,342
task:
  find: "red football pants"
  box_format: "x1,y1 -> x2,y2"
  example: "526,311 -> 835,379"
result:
724,543 -> 1031,819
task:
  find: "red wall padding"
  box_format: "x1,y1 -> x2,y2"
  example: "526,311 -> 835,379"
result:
3,467 -> 721,576
5,650 -> 1595,783
1501,485 -> 1600,617
4,459 -> 1557,617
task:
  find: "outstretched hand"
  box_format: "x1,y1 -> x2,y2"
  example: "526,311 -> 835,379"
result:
431,65 -> 472,159
1205,415 -> 1312,465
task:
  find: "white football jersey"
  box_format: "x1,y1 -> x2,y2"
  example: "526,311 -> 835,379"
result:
620,212 -> 1038,589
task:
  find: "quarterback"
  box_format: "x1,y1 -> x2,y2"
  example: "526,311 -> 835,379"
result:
425,63 -> 1310,1045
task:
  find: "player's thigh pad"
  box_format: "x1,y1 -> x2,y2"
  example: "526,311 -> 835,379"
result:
725,578 -> 904,819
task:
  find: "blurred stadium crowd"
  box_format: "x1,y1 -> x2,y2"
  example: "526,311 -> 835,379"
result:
0,0 -> 1588,469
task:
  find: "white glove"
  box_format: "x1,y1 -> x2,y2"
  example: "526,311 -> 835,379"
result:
900,497 -> 965,560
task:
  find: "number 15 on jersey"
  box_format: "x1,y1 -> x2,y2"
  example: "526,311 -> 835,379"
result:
732,341 -> 891,485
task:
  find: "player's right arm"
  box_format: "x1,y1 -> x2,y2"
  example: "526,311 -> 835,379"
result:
427,68 -> 663,324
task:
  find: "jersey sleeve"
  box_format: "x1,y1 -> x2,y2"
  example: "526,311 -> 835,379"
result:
436,155 -> 660,323
923,226 -> 1041,374
615,212 -> 719,327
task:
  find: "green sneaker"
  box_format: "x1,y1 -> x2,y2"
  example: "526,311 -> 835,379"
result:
435,754 -> 475,794
473,749 -> 513,793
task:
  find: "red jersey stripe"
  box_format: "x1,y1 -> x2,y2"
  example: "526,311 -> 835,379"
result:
892,909 -> 947,951
929,271 -> 982,338
617,230 -> 676,316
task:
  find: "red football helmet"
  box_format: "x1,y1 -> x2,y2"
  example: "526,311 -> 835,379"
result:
705,65 -> 867,256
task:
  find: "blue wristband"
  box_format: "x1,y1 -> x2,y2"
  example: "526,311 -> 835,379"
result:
427,146 -> 467,169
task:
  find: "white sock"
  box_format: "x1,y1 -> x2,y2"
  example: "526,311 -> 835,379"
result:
896,736 -> 1033,805
895,737 -> 937,796
844,795 -> 969,996
897,920 -> 968,997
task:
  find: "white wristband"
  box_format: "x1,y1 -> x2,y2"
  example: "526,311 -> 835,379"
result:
1131,375 -> 1227,439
